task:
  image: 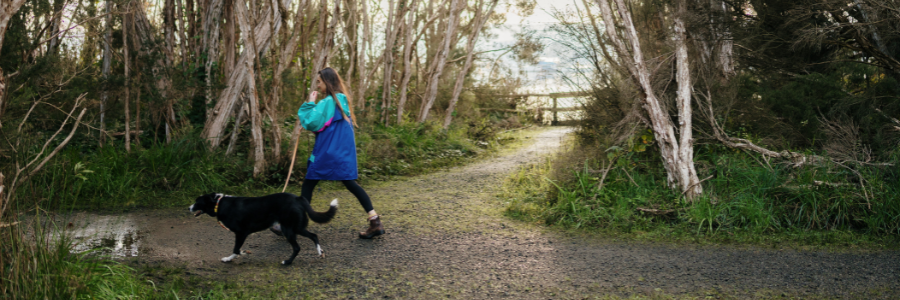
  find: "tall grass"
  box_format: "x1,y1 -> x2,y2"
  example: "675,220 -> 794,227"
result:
356,121 -> 482,177
504,147 -> 900,240
0,216 -> 162,299
12,121 -> 491,210
13,134 -> 241,210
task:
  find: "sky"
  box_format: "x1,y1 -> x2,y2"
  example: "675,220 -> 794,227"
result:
480,0 -> 587,109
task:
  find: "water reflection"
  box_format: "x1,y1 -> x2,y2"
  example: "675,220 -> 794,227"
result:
67,215 -> 141,257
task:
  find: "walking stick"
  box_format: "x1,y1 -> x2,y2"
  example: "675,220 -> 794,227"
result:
282,125 -> 303,193
283,90 -> 317,192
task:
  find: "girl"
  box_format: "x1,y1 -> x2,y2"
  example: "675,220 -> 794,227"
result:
274,67 -> 384,239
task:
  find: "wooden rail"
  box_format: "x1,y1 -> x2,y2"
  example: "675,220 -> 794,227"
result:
485,91 -> 589,125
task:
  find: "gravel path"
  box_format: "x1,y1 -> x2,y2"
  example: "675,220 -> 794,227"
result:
70,127 -> 899,299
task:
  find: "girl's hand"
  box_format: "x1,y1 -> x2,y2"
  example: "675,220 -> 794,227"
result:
308,91 -> 318,103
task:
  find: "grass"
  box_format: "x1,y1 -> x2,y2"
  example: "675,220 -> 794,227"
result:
0,216 -> 166,299
502,145 -> 900,250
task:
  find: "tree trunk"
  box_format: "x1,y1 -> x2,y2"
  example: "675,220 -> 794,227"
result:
175,0 -> 189,70
124,9 -> 132,152
270,0 -> 310,162
247,69 -> 266,176
594,0 -> 702,199
712,0 -> 733,78
226,102 -> 247,155
396,0 -> 420,124
233,0 -> 267,176
202,0 -> 225,118
223,0 -> 235,76
0,0 -> 27,57
442,0 -> 498,129
417,0 -> 461,123
356,0 -> 369,112
380,0 -> 396,125
674,0 -> 701,197
47,0 -> 64,55
186,0 -> 196,57
100,0 -> 112,145
343,0 -> 358,90
202,0 -> 284,148
135,73 -> 141,147
309,0 -> 339,92
165,0 -> 176,63
131,0 -> 176,142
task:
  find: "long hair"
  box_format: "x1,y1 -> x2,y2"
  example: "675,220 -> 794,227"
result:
318,67 -> 357,128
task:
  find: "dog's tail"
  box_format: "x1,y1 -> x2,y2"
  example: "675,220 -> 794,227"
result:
299,196 -> 338,224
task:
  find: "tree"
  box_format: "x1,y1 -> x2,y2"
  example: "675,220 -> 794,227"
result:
593,0 -> 703,198
442,0 -> 498,129
417,0 -> 462,123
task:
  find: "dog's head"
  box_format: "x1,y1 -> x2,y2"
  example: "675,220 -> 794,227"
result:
189,193 -> 220,218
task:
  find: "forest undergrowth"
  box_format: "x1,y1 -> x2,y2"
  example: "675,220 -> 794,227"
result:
503,137 -> 900,250
9,118 -> 522,211
0,117 -> 527,299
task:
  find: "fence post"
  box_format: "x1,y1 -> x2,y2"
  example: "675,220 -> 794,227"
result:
552,97 -> 558,125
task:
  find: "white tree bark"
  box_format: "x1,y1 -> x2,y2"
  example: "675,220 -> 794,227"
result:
442,0 -> 498,129
674,0 -> 701,197
124,10 -> 132,152
47,0 -> 64,55
594,0 -> 702,199
356,0 -> 370,111
380,0 -> 397,125
201,0 -> 225,117
417,0 -> 461,123
0,0 -> 27,57
396,0 -> 420,124
233,0 -> 268,176
175,0 -> 189,70
712,0 -> 733,77
202,0 -> 284,148
100,0 -> 112,145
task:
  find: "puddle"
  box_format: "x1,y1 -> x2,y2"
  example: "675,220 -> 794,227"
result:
63,214 -> 142,257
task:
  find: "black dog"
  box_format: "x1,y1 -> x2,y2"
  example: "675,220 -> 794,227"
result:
189,193 -> 337,265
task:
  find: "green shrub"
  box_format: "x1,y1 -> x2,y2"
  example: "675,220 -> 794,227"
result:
14,134 -> 243,210
504,146 -> 900,239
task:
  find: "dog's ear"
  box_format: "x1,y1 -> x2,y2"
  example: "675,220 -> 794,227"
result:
203,193 -> 217,205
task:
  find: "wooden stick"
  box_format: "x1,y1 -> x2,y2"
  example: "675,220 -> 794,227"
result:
282,127 -> 303,192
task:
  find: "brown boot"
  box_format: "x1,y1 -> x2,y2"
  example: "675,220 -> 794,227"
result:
359,215 -> 385,239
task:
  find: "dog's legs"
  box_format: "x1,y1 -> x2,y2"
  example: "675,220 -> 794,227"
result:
222,233 -> 249,263
297,229 -> 324,257
280,227 -> 302,266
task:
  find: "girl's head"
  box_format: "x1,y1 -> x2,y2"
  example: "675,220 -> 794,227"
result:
317,67 -> 357,127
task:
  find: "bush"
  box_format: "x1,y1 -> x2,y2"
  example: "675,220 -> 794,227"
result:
504,145 -> 900,237
13,134 -> 243,210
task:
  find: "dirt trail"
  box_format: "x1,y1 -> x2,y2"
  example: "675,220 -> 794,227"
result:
69,127 -> 898,299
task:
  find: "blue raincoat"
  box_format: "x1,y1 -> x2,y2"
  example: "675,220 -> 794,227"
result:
298,93 -> 358,180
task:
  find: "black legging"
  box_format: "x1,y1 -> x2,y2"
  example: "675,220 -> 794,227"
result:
300,178 -> 374,213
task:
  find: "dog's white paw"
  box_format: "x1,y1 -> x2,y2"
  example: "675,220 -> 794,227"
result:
316,245 -> 323,256
330,199 -> 338,207
221,254 -> 239,262
281,260 -> 288,265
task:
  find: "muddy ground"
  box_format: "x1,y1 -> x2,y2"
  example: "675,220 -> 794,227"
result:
64,127 -> 899,299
